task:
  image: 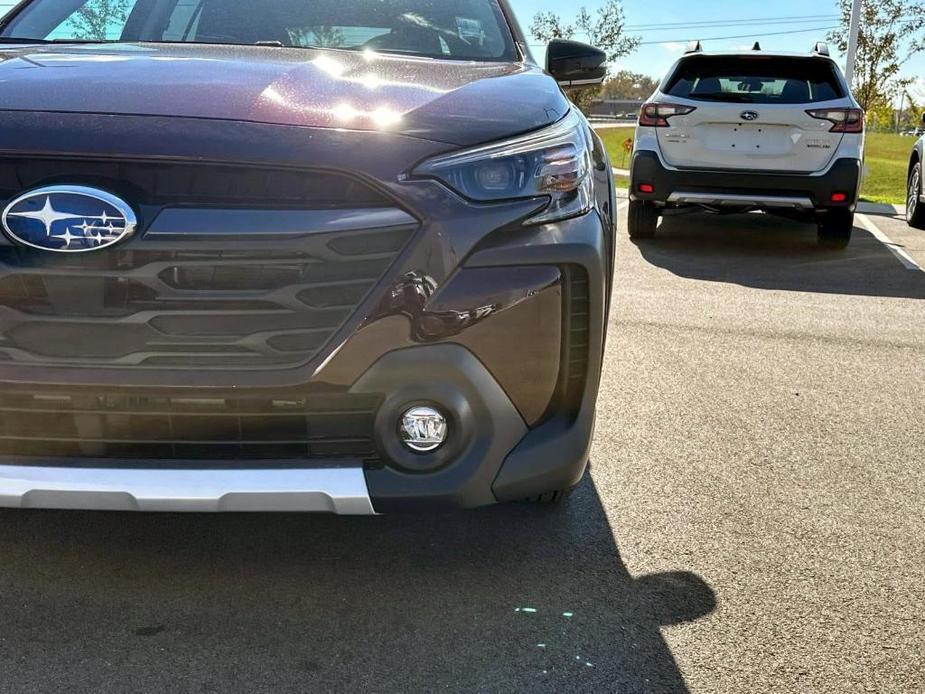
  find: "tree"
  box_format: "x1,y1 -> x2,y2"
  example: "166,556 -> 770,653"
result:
600,71 -> 658,101
827,0 -> 925,112
530,0 -> 640,113
289,26 -> 346,48
65,0 -> 132,42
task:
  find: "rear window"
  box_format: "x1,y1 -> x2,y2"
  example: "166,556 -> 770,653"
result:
664,56 -> 844,104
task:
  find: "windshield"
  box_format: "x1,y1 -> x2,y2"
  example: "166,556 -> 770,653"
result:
0,0 -> 519,61
664,56 -> 845,104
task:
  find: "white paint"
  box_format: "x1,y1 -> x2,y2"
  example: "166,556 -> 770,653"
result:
856,214 -> 923,272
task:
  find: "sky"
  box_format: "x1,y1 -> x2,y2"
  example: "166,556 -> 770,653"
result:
508,0 -> 924,102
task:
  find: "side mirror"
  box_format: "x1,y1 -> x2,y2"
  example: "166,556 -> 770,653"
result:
546,39 -> 607,88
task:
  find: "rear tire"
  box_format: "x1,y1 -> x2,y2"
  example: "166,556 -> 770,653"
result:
628,200 -> 659,239
908,163 -> 925,229
817,209 -> 854,249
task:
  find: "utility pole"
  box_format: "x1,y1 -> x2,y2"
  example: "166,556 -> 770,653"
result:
845,0 -> 863,87
896,91 -> 906,134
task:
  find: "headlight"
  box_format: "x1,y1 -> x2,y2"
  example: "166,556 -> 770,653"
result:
412,110 -> 594,224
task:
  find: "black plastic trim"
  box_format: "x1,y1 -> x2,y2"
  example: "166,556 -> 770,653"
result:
630,151 -> 862,210
351,345 -> 527,512
466,211 -> 607,501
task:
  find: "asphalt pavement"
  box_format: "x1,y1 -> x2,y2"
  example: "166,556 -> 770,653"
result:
0,208 -> 923,693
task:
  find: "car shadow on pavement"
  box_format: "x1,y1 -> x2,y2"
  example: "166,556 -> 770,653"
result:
634,213 -> 925,299
0,476 -> 715,693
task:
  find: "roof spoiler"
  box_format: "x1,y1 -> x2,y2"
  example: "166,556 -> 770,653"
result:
684,40 -> 702,54
812,42 -> 830,56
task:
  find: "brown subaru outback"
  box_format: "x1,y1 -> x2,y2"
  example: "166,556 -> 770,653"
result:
0,0 -> 615,513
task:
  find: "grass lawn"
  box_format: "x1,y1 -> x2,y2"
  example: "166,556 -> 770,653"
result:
860,133 -> 910,205
595,126 -> 634,189
596,126 -> 635,170
596,125 -> 911,204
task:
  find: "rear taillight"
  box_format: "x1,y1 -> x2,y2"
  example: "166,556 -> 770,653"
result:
639,102 -> 697,127
806,108 -> 864,133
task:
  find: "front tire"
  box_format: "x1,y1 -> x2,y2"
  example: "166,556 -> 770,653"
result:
817,209 -> 854,249
628,200 -> 659,239
908,163 -> 925,229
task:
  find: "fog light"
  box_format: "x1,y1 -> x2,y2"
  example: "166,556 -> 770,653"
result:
639,183 -> 654,194
831,192 -> 848,202
399,406 -> 448,453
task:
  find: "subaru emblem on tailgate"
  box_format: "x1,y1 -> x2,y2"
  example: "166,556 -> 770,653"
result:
1,185 -> 137,253
740,111 -> 759,121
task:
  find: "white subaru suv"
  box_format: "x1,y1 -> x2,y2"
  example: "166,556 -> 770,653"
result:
629,44 -> 864,247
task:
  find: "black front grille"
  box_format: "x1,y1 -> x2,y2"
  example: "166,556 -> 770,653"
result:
0,156 -> 390,208
0,226 -> 414,369
0,389 -> 382,464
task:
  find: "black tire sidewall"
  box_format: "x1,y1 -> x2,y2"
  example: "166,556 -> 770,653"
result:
628,200 -> 658,239
909,163 -> 925,228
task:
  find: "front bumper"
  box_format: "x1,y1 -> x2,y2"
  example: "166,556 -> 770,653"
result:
0,113 -> 613,514
0,207 -> 608,513
630,151 -> 862,211
0,464 -> 377,514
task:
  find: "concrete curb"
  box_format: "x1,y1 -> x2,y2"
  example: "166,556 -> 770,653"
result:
857,201 -> 905,217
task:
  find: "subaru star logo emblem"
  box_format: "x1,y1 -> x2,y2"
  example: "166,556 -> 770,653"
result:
740,111 -> 760,121
1,185 -> 136,253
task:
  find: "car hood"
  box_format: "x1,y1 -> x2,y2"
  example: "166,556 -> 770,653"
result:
0,42 -> 570,147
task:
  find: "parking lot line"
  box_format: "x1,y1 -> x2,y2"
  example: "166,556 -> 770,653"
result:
856,214 -> 923,272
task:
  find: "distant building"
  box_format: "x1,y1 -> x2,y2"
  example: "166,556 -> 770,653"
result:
589,99 -> 644,119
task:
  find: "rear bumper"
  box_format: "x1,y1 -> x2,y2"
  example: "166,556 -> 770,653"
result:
630,151 -> 862,211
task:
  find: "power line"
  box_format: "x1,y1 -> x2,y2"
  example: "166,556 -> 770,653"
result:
540,17 -> 845,41
624,14 -> 840,30
636,25 -> 840,46
526,25 -> 840,48
557,14 -> 920,40
628,18 -> 841,34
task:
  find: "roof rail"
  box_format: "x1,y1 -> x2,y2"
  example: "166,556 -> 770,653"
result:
685,40 -> 702,54
752,41 -> 761,51
812,42 -> 830,56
